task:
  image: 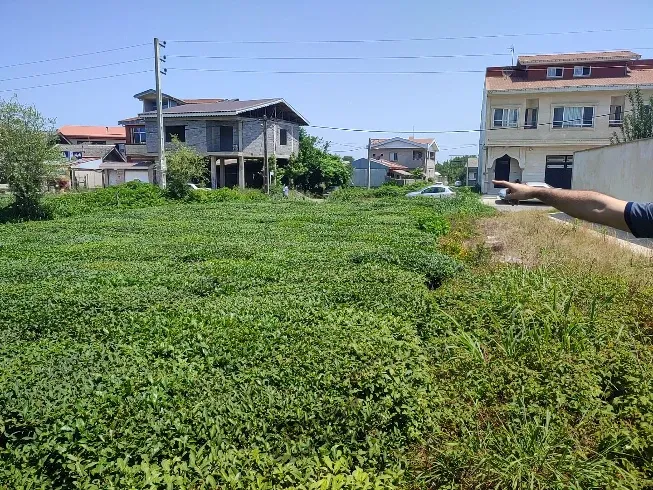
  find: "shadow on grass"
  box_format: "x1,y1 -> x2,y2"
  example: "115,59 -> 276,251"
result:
0,202 -> 52,224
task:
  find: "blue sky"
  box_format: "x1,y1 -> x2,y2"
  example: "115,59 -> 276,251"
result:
1,0 -> 652,160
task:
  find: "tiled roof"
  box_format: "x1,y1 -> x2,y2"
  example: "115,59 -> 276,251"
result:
373,159 -> 409,170
517,50 -> 640,66
370,136 -> 436,146
59,125 -> 126,139
486,64 -> 653,92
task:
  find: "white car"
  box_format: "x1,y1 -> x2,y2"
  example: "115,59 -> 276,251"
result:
187,183 -> 210,190
406,185 -> 456,198
498,181 -> 553,202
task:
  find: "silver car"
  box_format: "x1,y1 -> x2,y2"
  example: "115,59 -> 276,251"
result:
498,181 -> 553,202
406,185 -> 456,198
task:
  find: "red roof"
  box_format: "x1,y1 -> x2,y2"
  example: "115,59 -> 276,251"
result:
370,136 -> 436,146
486,61 -> 653,92
373,159 -> 409,171
59,125 -> 126,139
517,50 -> 640,66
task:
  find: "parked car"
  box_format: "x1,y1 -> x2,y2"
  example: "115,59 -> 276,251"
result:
498,181 -> 553,202
406,185 -> 456,198
187,183 -> 210,190
454,180 -> 462,187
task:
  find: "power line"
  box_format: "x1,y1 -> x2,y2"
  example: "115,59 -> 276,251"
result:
0,43 -> 150,70
168,27 -> 653,45
0,58 -> 151,83
168,52 -> 510,61
309,108 -> 630,135
168,67 -> 485,75
0,71 -> 150,93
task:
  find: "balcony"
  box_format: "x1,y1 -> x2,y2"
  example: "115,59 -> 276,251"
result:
207,142 -> 240,153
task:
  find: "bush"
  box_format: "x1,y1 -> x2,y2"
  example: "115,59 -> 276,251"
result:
47,181 -> 166,217
166,139 -> 206,199
185,187 -> 267,203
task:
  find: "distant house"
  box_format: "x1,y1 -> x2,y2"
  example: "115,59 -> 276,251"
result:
466,157 -> 479,186
119,89 -> 309,189
58,125 -> 126,155
368,137 -> 439,180
69,146 -> 154,189
350,158 -> 412,187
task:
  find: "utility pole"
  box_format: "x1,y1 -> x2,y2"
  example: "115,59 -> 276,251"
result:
367,137 -> 372,189
263,115 -> 269,194
154,37 -> 167,188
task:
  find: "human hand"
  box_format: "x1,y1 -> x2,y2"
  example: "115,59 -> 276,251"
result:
492,180 -> 538,203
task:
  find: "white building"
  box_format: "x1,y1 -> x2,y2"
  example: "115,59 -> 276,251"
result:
478,50 -> 653,193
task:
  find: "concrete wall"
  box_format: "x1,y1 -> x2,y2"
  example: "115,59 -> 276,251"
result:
242,119 -> 299,158
145,117 -> 300,158
573,138 -> 653,202
73,170 -> 103,189
352,167 -> 387,187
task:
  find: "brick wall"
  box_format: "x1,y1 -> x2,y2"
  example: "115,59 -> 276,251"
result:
242,119 -> 300,158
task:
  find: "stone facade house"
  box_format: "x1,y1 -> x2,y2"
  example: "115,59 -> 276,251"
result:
119,90 -> 308,189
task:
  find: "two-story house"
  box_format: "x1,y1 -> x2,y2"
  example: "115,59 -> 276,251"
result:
119,90 -> 308,188
368,137 -> 439,180
478,50 -> 653,193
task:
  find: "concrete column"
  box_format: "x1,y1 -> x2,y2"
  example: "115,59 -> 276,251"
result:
210,156 -> 217,189
238,121 -> 243,152
238,156 -> 245,189
219,158 -> 225,188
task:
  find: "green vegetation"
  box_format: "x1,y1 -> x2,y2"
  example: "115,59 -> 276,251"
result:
283,129 -> 352,194
0,98 -> 61,221
1,188 -> 652,488
611,87 -> 653,144
436,155 -> 475,185
166,138 -> 207,199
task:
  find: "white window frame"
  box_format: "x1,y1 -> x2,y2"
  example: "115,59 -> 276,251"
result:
492,108 -> 519,128
552,106 -> 595,129
390,152 -> 399,162
573,66 -> 591,77
131,127 -> 146,144
547,67 -> 564,78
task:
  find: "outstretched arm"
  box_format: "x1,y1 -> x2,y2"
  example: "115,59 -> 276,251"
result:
492,180 -> 630,232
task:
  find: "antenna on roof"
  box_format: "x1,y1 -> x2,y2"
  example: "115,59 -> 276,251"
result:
509,45 -> 515,66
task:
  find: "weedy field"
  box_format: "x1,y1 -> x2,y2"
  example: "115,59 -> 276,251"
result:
0,186 -> 651,489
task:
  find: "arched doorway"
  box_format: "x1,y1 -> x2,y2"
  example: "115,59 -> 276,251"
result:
493,154 -> 522,188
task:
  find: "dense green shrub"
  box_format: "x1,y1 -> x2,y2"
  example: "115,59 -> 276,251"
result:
185,187 -> 267,203
46,181 -> 166,217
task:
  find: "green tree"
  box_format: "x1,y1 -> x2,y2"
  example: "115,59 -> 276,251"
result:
282,129 -> 351,194
437,155 -> 474,184
342,156 -> 355,163
611,87 -> 653,144
0,98 -> 60,220
166,138 -> 206,198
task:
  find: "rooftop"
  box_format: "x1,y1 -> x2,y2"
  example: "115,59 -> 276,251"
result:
486,59 -> 653,93
59,125 -> 126,139
370,136 -> 437,147
517,50 -> 641,66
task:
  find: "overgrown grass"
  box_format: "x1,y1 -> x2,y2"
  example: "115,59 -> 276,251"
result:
1,190 -> 651,488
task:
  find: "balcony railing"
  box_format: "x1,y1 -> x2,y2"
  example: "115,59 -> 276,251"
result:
609,118 -> 623,127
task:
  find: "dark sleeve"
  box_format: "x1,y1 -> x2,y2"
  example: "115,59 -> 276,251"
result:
624,202 -> 653,238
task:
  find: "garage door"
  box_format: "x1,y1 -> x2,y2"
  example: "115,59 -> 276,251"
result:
545,155 -> 573,189
124,170 -> 150,183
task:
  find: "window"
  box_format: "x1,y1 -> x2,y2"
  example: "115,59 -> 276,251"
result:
279,128 -> 288,145
524,108 -> 538,129
422,186 -> 443,194
429,151 -> 435,159
552,106 -> 594,128
413,150 -> 423,160
573,66 -> 591,77
165,125 -> 186,142
390,152 -> 398,162
493,108 -> 519,128
131,127 -> 146,144
469,171 -> 477,181
547,67 -> 564,78
610,96 -> 625,127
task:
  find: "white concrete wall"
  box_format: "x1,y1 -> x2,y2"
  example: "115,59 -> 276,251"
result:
573,138 -> 653,202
